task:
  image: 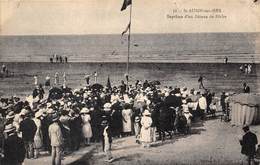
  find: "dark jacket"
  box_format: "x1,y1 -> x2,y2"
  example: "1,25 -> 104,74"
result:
3,134 -> 26,165
20,117 -> 37,141
240,131 -> 258,156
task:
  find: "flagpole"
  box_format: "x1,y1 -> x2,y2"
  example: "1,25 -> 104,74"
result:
126,2 -> 132,91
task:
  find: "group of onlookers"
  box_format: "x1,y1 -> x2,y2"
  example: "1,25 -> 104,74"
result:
0,79 -> 221,164
49,54 -> 68,63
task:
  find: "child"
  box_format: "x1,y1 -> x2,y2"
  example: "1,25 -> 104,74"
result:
183,105 -> 193,134
134,115 -> 141,143
102,120 -> 114,163
209,102 -> 217,117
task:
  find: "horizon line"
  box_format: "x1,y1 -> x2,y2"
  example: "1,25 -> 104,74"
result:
1,31 -> 260,37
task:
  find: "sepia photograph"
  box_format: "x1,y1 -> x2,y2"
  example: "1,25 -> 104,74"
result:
0,0 -> 260,164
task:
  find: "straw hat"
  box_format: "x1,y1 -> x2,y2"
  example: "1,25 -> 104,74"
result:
47,102 -> 52,108
4,124 -> 16,133
47,108 -> 55,114
35,111 -> 42,118
80,107 -> 90,114
20,109 -> 29,116
6,111 -> 15,119
104,103 -> 112,111
143,110 -> 151,116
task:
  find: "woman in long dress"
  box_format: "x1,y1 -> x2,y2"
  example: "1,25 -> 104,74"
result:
140,110 -> 153,148
33,111 -> 43,158
80,108 -> 92,146
121,104 -> 133,136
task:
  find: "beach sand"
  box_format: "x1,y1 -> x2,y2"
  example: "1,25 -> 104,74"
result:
24,115 -> 260,165
0,62 -> 259,98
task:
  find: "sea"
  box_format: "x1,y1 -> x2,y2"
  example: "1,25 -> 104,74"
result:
1,33 -> 260,63
0,33 -> 260,97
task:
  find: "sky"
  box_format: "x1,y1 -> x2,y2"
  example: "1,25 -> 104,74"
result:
0,0 -> 260,35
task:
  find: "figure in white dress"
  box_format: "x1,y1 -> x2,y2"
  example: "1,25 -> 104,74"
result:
122,104 -> 133,136
80,108 -> 92,146
140,110 -> 153,148
54,72 -> 59,85
34,75 -> 38,86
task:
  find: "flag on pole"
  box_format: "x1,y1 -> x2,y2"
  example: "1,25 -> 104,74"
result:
121,22 -> 131,37
121,0 -> 132,11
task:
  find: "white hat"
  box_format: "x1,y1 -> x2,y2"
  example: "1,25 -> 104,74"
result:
80,107 -> 90,114
143,110 -> 151,116
183,105 -> 189,113
6,111 -> 15,119
146,100 -> 151,105
182,100 -> 187,104
20,109 -> 29,116
4,124 -> 16,133
47,108 -> 55,114
104,103 -> 112,111
67,102 -> 72,106
35,111 -> 42,118
60,101 -> 65,106
47,102 -> 52,108
83,93 -> 88,99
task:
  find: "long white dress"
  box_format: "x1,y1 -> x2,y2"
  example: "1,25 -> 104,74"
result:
122,108 -> 133,133
33,118 -> 42,149
81,114 -> 92,138
140,116 -> 153,143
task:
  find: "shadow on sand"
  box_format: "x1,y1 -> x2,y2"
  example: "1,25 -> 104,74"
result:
151,119 -> 206,148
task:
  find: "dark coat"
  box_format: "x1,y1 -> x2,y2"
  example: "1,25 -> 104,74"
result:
165,95 -> 182,108
19,118 -> 37,142
3,134 -> 26,165
243,86 -> 250,93
159,106 -> 173,131
240,131 -> 258,156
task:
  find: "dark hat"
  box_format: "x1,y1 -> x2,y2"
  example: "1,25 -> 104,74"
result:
242,125 -> 249,132
52,113 -> 59,121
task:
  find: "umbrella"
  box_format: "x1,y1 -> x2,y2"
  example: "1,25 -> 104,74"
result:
150,80 -> 161,86
48,87 -> 63,100
91,83 -> 104,91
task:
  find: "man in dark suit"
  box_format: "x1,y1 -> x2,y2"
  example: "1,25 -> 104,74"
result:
19,110 -> 37,159
3,124 -> 26,165
243,83 -> 250,93
240,125 -> 258,165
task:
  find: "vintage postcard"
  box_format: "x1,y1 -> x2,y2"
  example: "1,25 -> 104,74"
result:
0,0 -> 260,165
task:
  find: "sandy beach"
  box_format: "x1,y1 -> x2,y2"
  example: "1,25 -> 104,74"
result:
23,114 -> 260,165
0,62 -> 260,98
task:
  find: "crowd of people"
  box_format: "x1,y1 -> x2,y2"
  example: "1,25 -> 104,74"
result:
49,54 -> 68,63
0,78 -> 225,164
240,64 -> 253,75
